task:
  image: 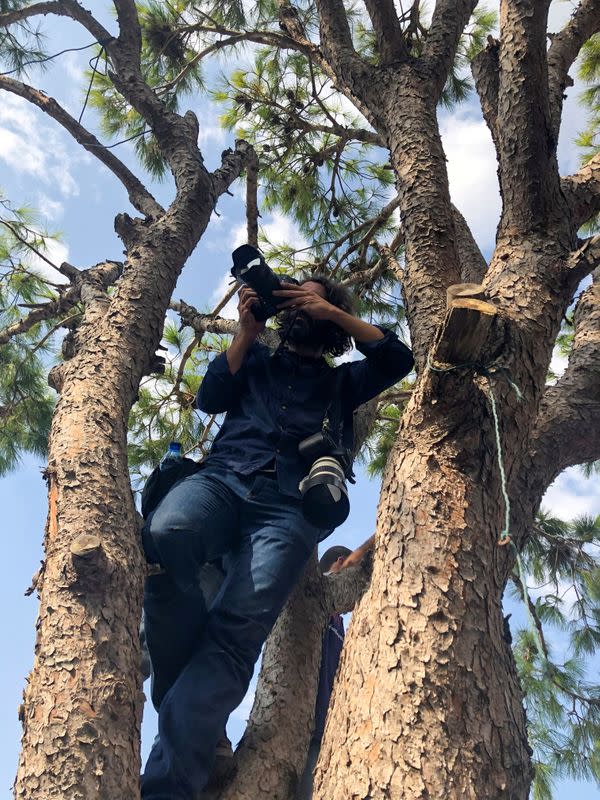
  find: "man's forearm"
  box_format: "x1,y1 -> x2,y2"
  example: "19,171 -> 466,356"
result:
226,330 -> 256,375
342,535 -> 375,568
328,307 -> 385,343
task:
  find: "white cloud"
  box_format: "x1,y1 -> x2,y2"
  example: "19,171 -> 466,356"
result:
262,212 -> 308,251
36,193 -> 64,221
198,121 -> 227,148
231,222 -> 248,250
210,270 -> 239,319
440,109 -> 500,255
26,239 -> 70,285
0,94 -> 79,198
61,50 -> 85,82
541,468 -> 600,521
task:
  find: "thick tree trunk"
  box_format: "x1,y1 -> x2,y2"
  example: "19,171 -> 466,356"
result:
14,196 -> 218,798
14,363 -> 145,800
380,75 -> 462,368
314,380 -> 533,799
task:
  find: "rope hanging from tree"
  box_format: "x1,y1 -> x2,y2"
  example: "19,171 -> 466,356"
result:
427,356 -> 551,672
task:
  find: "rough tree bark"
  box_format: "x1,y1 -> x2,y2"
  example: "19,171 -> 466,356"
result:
2,4 -> 253,798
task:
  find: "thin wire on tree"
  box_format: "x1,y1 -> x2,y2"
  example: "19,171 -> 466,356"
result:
0,42 -> 98,76
78,46 -> 105,124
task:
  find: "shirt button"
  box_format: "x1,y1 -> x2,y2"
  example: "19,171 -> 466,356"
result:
281,405 -> 287,410
276,448 -> 281,453
288,385 -> 292,389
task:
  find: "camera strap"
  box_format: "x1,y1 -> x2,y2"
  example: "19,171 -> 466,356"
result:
323,366 -> 345,447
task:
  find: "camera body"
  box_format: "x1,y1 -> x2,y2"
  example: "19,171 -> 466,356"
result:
298,430 -> 352,529
231,244 -> 297,321
298,430 -> 351,474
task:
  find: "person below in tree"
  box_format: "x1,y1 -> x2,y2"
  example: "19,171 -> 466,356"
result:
140,273 -> 413,799
297,537 -> 375,800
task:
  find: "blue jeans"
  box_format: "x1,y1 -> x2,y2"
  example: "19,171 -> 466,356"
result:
140,465 -> 322,800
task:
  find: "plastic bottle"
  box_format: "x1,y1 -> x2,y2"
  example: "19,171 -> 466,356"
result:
160,441 -> 183,471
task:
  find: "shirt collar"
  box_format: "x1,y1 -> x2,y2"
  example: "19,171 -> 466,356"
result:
273,344 -> 329,371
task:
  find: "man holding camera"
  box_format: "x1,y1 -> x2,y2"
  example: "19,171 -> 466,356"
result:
140,271 -> 413,800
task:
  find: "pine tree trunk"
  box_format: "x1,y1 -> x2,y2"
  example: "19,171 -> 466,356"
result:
14,361 -> 145,800
313,385 -> 534,799
13,188 -> 219,798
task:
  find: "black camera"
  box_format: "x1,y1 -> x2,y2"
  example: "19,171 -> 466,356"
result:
231,244 -> 298,322
298,430 -> 352,529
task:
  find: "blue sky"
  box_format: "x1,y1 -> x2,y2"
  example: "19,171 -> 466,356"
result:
0,2 -> 599,798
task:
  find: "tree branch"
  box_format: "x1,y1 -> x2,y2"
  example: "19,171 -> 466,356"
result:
245,149 -> 259,248
510,575 -> 550,660
363,0 -> 408,65
325,553 -> 372,615
561,151 -> 600,231
170,300 -> 281,350
314,0 -> 374,114
314,0 -> 354,56
0,261 -> 122,345
568,234 -> 600,283
0,0 -> 113,43
496,0 -> 566,236
325,194 -> 401,272
472,36 -> 500,152
113,0 -> 142,68
452,204 -> 488,283
525,268 -> 600,496
182,6 -> 376,128
211,139 -> 256,199
0,0 -> 207,208
547,0 -> 600,139
422,0 -> 479,98
157,32 -> 274,95
0,75 -> 163,219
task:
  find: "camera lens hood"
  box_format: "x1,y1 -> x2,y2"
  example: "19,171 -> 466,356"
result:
299,457 -> 350,528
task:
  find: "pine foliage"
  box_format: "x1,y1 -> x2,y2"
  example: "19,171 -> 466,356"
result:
0,198 -> 60,474
513,513 -> 600,797
577,32 -> 600,234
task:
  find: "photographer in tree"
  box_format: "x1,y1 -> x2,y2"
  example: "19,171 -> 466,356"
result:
140,264 -> 413,800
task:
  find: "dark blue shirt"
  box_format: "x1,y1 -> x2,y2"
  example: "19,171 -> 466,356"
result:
195,328 -> 413,499
313,614 -> 345,742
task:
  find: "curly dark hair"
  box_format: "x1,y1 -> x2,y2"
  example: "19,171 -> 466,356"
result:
276,272 -> 355,357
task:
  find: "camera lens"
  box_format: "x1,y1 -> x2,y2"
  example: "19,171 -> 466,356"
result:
299,457 -> 350,528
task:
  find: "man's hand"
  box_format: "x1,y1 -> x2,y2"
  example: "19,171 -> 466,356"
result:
341,535 -> 375,569
275,282 -> 384,344
225,287 -> 264,375
328,556 -> 346,575
273,283 -> 337,321
238,286 -> 266,339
